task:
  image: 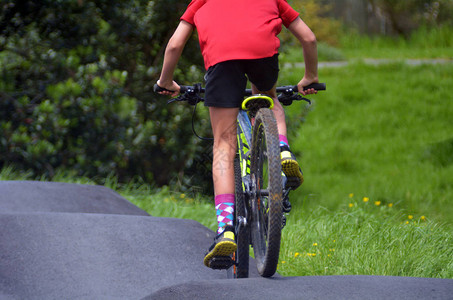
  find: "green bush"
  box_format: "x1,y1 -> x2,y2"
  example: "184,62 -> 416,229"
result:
0,0 -> 212,187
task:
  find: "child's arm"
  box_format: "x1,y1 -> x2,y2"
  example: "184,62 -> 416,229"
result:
288,17 -> 319,95
157,20 -> 194,96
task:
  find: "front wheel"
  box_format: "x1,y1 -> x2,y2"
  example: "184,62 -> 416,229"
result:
250,108 -> 283,277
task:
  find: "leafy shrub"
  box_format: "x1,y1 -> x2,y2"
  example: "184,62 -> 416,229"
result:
282,0 -> 343,46
0,0 -> 211,187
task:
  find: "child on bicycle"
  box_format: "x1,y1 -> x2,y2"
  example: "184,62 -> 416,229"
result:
156,0 -> 319,269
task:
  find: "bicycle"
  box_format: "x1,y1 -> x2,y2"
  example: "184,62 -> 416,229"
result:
154,82 -> 326,278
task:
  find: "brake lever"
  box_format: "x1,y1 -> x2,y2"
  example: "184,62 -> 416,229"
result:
167,93 -> 203,105
295,94 -> 312,105
278,94 -> 312,106
167,96 -> 185,104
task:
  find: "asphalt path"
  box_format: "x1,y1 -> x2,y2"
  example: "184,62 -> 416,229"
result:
0,181 -> 451,299
0,181 -> 148,215
284,58 -> 453,69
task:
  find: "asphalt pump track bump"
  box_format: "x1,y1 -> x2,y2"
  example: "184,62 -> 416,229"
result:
0,181 -> 149,215
0,181 -> 451,299
145,275 -> 452,300
0,213 -> 231,299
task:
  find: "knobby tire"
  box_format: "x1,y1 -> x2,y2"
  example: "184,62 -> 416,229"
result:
250,108 -> 283,277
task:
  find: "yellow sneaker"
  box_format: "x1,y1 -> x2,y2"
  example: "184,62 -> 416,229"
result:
281,145 -> 304,188
203,226 -> 237,269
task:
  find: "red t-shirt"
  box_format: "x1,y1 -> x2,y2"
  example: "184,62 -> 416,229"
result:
181,0 -> 299,69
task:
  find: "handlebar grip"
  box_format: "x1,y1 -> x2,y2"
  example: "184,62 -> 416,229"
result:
154,84 -> 190,94
276,83 -> 326,94
153,84 -> 175,93
303,83 -> 326,91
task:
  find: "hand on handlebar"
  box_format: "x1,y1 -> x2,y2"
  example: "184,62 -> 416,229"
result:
156,80 -> 181,97
297,77 -> 319,96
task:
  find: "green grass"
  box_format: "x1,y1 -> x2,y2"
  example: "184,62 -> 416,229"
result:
279,206 -> 452,277
275,61 -> 453,277
339,26 -> 453,59
126,185 -> 217,229
282,62 -> 453,224
281,25 -> 453,62
282,42 -> 346,62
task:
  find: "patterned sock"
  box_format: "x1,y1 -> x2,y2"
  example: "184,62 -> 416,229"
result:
215,194 -> 235,234
279,134 -> 289,148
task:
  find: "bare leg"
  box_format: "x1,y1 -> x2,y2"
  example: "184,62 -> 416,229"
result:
204,108 -> 239,268
251,83 -> 287,137
209,107 -> 239,196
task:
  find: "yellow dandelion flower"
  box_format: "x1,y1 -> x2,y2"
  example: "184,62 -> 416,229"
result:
349,193 -> 354,198
180,193 -> 186,199
312,253 -> 317,257
282,261 -> 286,264
374,201 -> 381,206
405,221 -> 410,224
421,216 -> 426,221
295,252 -> 300,258
363,197 -> 369,202
408,215 -> 414,220
349,203 -> 354,208
388,203 -> 393,208
313,243 -> 318,246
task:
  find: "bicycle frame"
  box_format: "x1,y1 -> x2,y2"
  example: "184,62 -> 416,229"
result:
234,109 -> 254,235
236,110 -> 252,192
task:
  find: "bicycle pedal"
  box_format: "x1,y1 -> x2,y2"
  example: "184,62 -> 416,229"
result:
209,256 -> 234,270
282,198 -> 292,213
282,214 -> 287,228
285,177 -> 301,189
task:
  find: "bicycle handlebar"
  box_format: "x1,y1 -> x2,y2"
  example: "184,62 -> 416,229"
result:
245,82 -> 326,95
154,82 -> 326,105
154,82 -> 325,94
153,84 -> 205,94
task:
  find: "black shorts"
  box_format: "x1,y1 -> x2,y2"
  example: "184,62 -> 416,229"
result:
204,54 -> 279,108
